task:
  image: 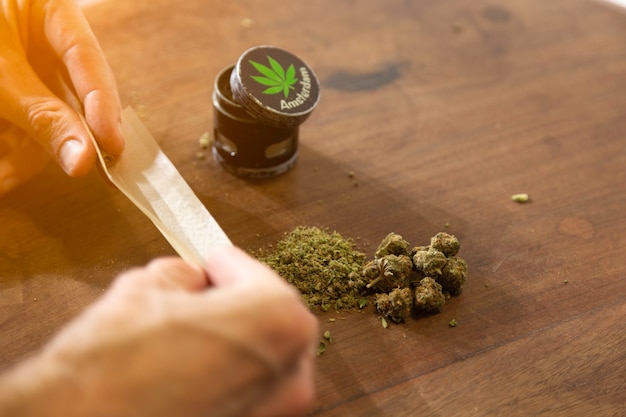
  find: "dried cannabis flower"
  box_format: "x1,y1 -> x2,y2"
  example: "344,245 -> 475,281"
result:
258,227 -> 468,324
439,256 -> 468,295
430,232 -> 460,258
198,132 -> 212,149
375,287 -> 413,323
374,233 -> 410,258
364,254 -> 413,292
258,226 -> 367,311
412,234 -> 467,295
511,193 -> 529,203
412,247 -> 448,278
414,277 -> 446,313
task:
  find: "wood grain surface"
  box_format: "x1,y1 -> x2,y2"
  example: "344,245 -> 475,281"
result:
1,0 -> 625,415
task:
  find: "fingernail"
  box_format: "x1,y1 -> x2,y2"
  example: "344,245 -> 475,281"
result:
59,139 -> 84,174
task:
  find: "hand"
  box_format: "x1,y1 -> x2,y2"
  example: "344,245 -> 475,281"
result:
0,246 -> 319,417
0,0 -> 124,197
1,1 -> 317,414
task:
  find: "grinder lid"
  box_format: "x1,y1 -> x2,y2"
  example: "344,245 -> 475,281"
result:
230,45 -> 320,128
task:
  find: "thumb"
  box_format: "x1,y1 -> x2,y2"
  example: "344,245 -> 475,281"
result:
111,257 -> 209,294
204,245 -> 284,288
0,53 -> 95,177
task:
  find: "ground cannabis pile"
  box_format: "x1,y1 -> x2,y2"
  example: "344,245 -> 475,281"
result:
258,227 -> 468,324
258,226 -> 368,311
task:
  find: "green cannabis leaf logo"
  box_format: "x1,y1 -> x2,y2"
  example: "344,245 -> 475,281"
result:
249,56 -> 298,98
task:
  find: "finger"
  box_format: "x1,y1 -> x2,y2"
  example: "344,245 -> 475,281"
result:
42,0 -> 124,156
204,245 -> 320,354
119,257 -> 208,292
0,56 -> 96,177
145,257 -> 209,291
0,134 -> 50,197
200,250 -> 319,369
204,245 -> 285,288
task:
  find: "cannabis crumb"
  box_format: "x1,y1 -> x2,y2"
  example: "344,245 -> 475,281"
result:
317,331 -> 333,355
449,319 -> 457,327
103,154 -> 115,166
316,341 -> 326,356
198,132 -> 212,149
511,193 -> 529,203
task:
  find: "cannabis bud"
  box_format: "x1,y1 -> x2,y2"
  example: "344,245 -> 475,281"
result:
429,232 -> 460,257
374,233 -> 410,258
439,256 -> 467,295
375,287 -> 414,323
371,231 -> 468,321
414,277 -> 446,313
364,254 -> 413,292
412,247 -> 448,278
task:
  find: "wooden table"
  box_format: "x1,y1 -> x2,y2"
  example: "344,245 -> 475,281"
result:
2,0 -> 625,415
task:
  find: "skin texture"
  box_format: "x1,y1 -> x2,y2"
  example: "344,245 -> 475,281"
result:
0,246 -> 319,417
0,0 -> 124,197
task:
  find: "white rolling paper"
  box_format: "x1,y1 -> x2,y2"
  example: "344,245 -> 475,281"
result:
87,107 -> 231,266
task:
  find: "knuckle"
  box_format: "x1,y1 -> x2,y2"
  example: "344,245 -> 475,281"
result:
22,99 -> 65,141
84,85 -> 119,105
